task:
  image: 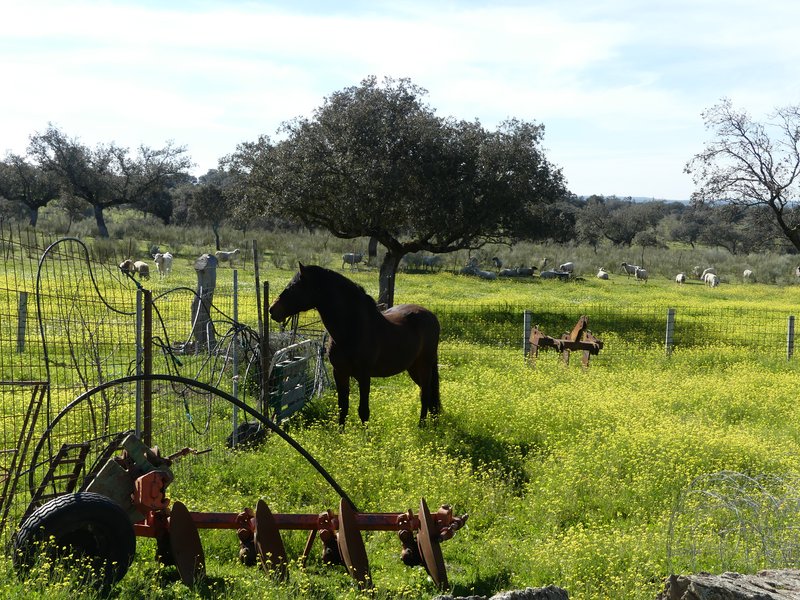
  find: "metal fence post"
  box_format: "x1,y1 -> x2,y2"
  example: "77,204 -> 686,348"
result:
787,315 -> 795,360
523,310 -> 532,357
135,290 -> 142,438
143,289 -> 153,446
665,308 -> 676,356
16,291 -> 27,353
232,269 -> 239,447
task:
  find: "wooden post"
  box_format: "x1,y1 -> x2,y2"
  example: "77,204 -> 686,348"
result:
261,281 -> 270,415
787,315 -> 795,360
665,308 -> 676,356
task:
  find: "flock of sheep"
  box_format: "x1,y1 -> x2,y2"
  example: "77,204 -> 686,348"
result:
457,256 -> 768,288
118,248 -> 240,280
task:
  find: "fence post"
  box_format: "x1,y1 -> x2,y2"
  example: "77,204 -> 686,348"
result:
523,310 -> 532,357
16,291 -> 28,353
135,290 -> 143,438
143,289 -> 153,446
232,270 -> 239,447
788,315 -> 795,360
665,308 -> 676,356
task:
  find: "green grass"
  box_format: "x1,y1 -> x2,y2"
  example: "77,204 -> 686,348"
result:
5,246 -> 800,599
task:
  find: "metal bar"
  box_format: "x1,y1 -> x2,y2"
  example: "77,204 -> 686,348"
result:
16,291 -> 28,353
143,289 -> 153,446
232,269 -> 239,447
788,315 -> 795,360
135,291 -> 143,437
665,307 -> 676,356
523,310 -> 531,357
184,511 -> 406,531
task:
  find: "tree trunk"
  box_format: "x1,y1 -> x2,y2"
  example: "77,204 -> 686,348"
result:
28,206 -> 38,227
377,251 -> 402,308
213,225 -> 221,250
93,204 -> 109,238
368,236 -> 379,266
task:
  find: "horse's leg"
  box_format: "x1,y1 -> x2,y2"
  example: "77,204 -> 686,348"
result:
333,368 -> 350,429
355,375 -> 370,425
409,353 -> 441,425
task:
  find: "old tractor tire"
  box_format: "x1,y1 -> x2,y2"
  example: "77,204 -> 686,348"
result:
12,492 -> 136,589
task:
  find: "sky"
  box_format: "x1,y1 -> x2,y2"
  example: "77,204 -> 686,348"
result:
2,0 -> 800,201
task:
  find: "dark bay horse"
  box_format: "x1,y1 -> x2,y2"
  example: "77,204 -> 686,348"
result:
268,264 -> 441,428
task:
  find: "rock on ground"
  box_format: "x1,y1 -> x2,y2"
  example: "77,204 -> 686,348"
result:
433,585 -> 569,600
657,570 -> 800,599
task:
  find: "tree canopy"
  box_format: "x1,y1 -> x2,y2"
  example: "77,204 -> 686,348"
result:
27,124 -> 192,237
0,154 -> 60,226
226,76 -> 569,305
685,98 -> 800,252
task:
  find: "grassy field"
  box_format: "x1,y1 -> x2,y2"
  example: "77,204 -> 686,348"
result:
4,253 -> 800,600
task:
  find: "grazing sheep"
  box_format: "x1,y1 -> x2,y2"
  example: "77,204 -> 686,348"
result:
634,267 -> 648,282
701,267 -> 716,280
341,252 -> 363,269
559,262 -> 574,273
422,255 -> 443,271
692,265 -> 703,278
743,269 -> 754,282
491,256 -> 503,269
621,262 -> 639,277
119,259 -> 136,275
215,249 -> 240,266
795,265 -> 800,278
133,260 -> 150,280
675,272 -> 686,284
596,268 -> 609,280
460,263 -> 497,280
539,269 -> 571,281
705,272 -> 720,287
153,252 -> 173,278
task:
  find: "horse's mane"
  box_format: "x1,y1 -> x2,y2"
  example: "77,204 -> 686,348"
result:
308,265 -> 378,309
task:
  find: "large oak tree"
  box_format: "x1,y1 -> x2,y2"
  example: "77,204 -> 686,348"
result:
685,98 -> 800,252
0,154 -> 61,226
28,124 -> 192,237
226,76 -> 568,306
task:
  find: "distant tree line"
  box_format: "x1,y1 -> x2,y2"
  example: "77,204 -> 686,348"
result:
1,83 -> 799,303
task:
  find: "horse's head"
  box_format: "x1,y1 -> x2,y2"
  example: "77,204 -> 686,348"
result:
269,263 -> 318,322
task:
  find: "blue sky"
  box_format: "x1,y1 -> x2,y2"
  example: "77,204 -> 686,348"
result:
2,0 -> 799,200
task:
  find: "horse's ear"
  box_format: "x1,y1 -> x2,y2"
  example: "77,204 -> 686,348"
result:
298,262 -> 305,273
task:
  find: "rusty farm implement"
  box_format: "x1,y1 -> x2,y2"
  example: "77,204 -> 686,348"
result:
10,375 -> 467,591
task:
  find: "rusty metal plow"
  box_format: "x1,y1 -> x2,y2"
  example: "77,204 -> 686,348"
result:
91,429 -> 465,591
529,315 -> 604,368
128,446 -> 467,590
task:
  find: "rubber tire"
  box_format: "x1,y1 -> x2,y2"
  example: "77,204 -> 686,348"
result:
13,492 -> 136,589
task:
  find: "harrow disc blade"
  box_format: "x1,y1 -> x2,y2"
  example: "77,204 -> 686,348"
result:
417,497 -> 449,591
337,498 -> 371,589
254,499 -> 288,581
168,501 -> 206,587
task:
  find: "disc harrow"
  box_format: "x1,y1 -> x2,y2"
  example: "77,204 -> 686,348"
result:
15,432 -> 467,591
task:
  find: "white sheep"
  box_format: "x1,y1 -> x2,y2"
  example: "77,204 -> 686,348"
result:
743,269 -> 754,282
621,262 -> 639,277
596,268 -> 609,280
153,252 -> 173,278
634,267 -> 648,282
460,263 -> 497,280
701,267 -> 716,280
675,272 -> 686,284
539,269 -> 571,281
215,248 -> 240,266
559,261 -> 574,273
705,272 -> 720,287
342,252 -> 363,269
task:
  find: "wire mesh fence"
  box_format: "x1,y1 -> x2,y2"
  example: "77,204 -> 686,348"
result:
0,221 -> 799,552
